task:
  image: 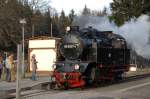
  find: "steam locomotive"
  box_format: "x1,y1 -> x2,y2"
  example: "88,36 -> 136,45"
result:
51,26 -> 130,89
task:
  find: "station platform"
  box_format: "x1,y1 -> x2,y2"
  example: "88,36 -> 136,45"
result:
0,73 -> 51,99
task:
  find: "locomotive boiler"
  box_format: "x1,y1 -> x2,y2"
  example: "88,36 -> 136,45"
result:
51,26 -> 130,89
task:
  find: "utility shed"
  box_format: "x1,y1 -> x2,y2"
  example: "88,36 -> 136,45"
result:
28,36 -> 60,72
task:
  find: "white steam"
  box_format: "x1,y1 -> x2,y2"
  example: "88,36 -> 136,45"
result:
73,15 -> 150,58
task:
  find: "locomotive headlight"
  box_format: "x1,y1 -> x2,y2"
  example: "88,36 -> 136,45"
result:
53,64 -> 57,69
51,76 -> 56,82
129,64 -> 137,72
74,64 -> 80,70
130,66 -> 137,71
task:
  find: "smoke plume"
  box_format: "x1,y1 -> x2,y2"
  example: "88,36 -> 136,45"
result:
73,15 -> 150,58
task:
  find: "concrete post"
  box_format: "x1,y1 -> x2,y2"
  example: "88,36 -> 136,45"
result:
16,44 -> 22,99
22,23 -> 25,78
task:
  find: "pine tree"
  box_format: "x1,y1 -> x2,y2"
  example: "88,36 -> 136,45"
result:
82,5 -> 91,16
68,9 -> 75,25
59,10 -> 70,34
110,0 -> 150,26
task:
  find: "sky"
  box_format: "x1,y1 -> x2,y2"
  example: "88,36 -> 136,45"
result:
50,0 -> 113,15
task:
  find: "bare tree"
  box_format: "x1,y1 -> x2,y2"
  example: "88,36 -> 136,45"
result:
27,0 -> 50,12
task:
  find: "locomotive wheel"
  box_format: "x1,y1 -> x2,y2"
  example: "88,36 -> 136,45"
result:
50,82 -> 60,89
114,72 -> 123,81
87,67 -> 96,85
64,82 -> 69,90
91,68 -> 96,81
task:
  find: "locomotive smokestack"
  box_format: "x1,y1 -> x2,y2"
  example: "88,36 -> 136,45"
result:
69,26 -> 80,32
88,26 -> 92,29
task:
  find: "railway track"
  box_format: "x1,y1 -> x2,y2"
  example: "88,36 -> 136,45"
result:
6,73 -> 150,99
83,72 -> 150,90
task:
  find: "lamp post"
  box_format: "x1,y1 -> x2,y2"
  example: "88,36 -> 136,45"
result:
16,44 -> 22,99
20,19 -> 26,78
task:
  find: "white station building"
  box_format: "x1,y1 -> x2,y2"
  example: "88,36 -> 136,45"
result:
28,37 -> 60,72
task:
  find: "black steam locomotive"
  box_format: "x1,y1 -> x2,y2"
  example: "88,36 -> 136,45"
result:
51,26 -> 130,89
